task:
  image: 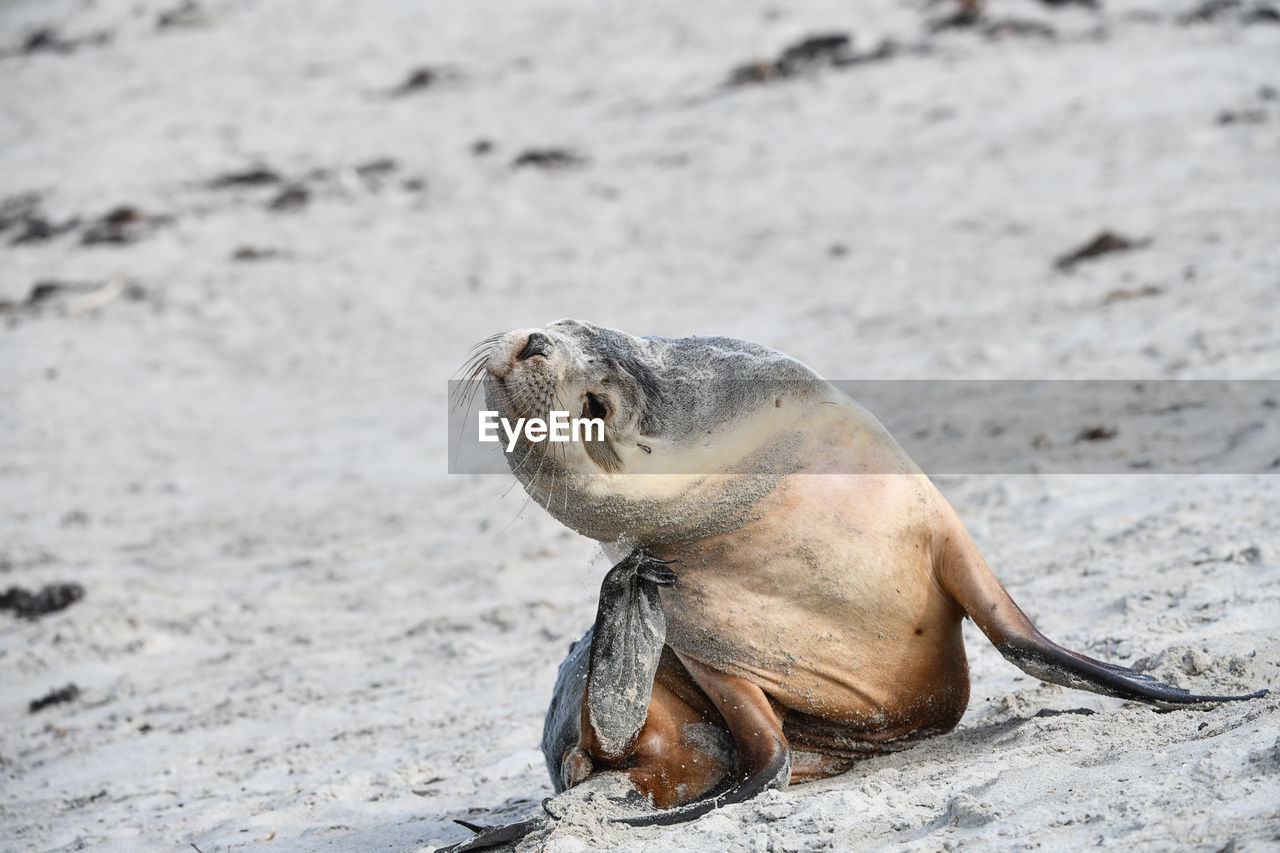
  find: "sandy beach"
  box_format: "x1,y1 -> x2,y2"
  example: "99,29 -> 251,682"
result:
2,0 -> 1278,850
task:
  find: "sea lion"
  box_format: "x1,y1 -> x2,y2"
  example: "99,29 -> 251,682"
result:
442,319 -> 1265,850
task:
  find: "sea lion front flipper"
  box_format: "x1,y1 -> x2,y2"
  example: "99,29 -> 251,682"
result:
937,530 -> 1268,707
617,653 -> 791,827
455,563 -> 667,853
582,549 -> 673,759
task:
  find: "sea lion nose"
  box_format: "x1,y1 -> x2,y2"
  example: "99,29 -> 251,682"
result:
516,332 -> 554,361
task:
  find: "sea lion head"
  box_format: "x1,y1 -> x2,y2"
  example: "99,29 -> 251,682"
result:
477,318 -> 832,544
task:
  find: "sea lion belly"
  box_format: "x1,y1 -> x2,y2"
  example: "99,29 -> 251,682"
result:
657,468 -> 970,737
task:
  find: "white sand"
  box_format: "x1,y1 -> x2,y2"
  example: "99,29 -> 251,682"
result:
2,0 -> 1278,850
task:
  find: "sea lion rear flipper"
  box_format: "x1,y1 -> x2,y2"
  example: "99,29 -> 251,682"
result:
995,634 -> 1267,706
936,530 -> 1268,707
617,653 -> 791,827
582,550 -> 673,760
434,817 -> 546,852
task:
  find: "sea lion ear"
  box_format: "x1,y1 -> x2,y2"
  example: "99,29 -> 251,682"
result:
583,550 -> 671,759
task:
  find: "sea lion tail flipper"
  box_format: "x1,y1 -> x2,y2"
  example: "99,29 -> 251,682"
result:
434,817 -> 546,852
936,530 -> 1267,707
616,653 -> 791,828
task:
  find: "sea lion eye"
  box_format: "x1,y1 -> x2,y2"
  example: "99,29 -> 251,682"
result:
584,393 -> 609,420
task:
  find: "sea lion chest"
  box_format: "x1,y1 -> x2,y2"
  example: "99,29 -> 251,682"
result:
656,470 -> 969,730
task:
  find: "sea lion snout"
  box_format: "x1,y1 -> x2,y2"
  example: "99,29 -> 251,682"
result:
516,331 -> 554,362
486,327 -> 562,380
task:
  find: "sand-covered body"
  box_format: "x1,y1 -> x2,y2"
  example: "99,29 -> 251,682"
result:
458,319 -> 1266,849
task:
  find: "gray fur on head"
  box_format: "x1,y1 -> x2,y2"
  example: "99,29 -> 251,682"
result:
482,319 -> 833,544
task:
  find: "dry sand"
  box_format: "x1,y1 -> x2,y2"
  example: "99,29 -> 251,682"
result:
2,0 -> 1278,850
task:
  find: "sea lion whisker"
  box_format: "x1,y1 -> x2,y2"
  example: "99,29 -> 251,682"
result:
549,387 -> 572,517
451,349 -> 503,460
504,431 -> 542,482
499,478 -> 521,500
449,352 -> 481,387
450,376 -> 486,470
500,432 -> 542,500
508,383 -> 544,422
524,429 -> 552,514
501,480 -> 538,530
535,391 -> 560,513
448,370 -> 485,419
456,332 -> 502,369
449,348 -> 493,404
